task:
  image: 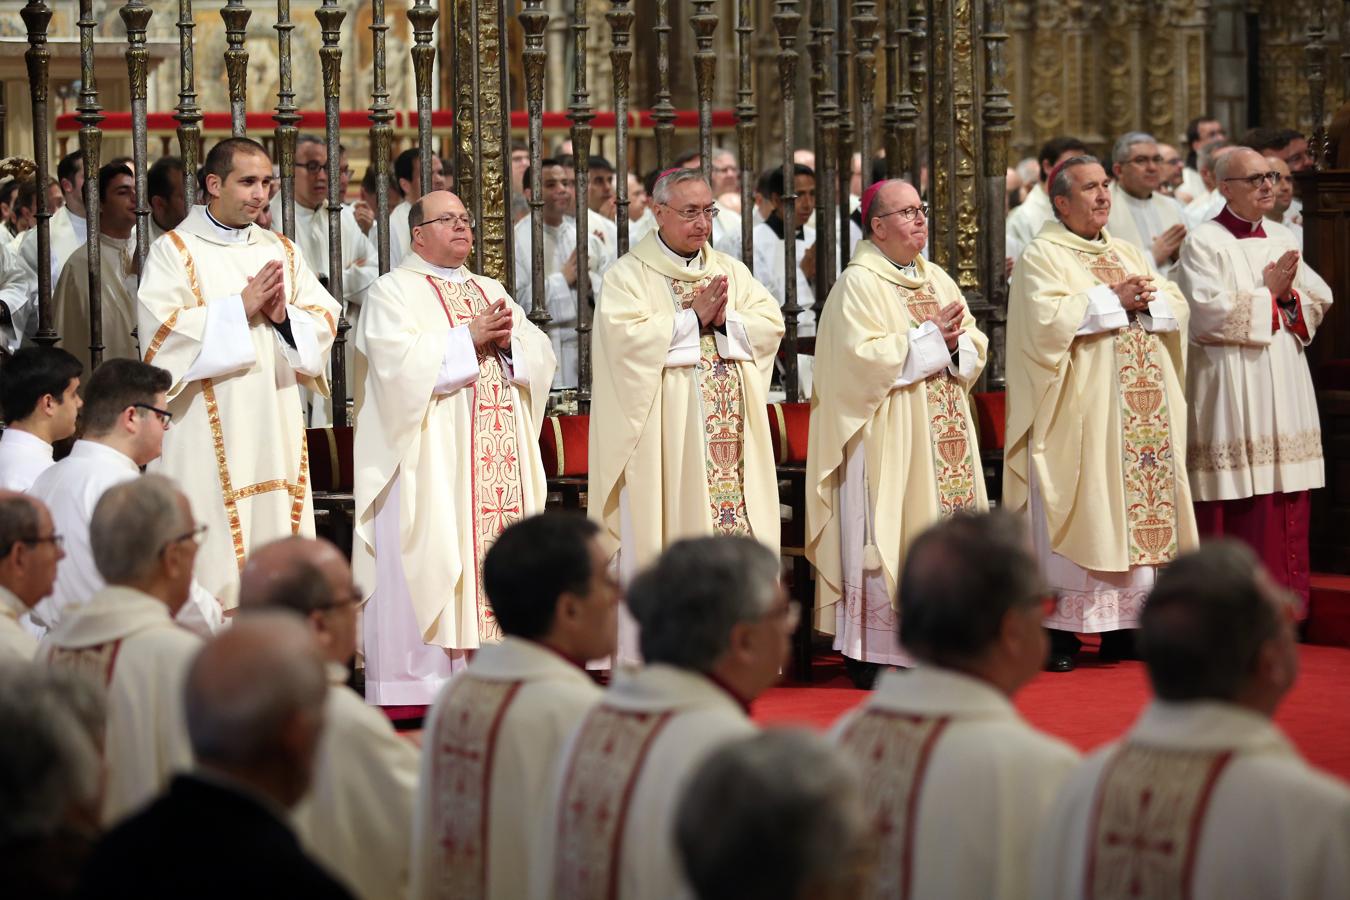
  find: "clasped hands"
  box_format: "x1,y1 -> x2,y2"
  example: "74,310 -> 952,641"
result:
1262,249 -> 1299,302
691,275 -> 730,329
927,301 -> 965,351
242,260 -> 289,324
469,298 -> 513,350
1110,274 -> 1157,314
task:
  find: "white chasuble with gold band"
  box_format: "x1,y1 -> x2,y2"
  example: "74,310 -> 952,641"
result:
806,242 -> 987,665
137,206 -> 341,607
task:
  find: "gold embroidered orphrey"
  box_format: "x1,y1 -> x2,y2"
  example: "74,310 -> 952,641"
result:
839,711 -> 950,900
1085,744 -> 1234,900
1074,248 -> 1180,567
429,677 -> 524,900
668,275 -> 751,535
552,707 -> 675,900
427,275 -> 524,643
899,282 -> 979,515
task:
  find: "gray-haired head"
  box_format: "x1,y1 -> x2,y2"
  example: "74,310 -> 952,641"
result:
676,730 -> 870,900
0,662 -> 106,844
626,536 -> 780,672
1112,131 -> 1157,165
1197,139 -> 1233,175
1213,145 -> 1261,184
652,168 -> 711,205
295,134 -> 325,151
90,474 -> 191,586
1048,155 -> 1102,221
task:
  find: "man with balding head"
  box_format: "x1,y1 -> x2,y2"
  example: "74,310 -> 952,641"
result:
0,491 -> 63,659
77,612 -> 354,899
1183,139 -> 1238,228
354,190 -> 555,704
239,536 -> 418,900
1179,147 -> 1333,610
807,179 -> 988,685
1264,156 -> 1303,249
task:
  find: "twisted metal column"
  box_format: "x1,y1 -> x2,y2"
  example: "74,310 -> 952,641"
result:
174,0 -> 200,208
274,0 -> 299,240
652,0 -> 676,169
408,0 -> 439,197
519,0 -> 550,328
882,0 -> 900,174
369,0 -> 394,273
78,0 -> 104,365
774,0 -> 803,403
121,0 -> 152,281
735,0 -> 757,267
980,0 -> 1012,385
221,0 -> 250,137
316,0 -> 349,426
895,0 -> 918,181
851,0 -> 879,200
690,0 -> 718,181
835,0 -> 853,266
569,0 -> 596,410
21,0 -> 56,347
810,0 -> 838,308
608,0 -> 634,254
908,0 -> 927,188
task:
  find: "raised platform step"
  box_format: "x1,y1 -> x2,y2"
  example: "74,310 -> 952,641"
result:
1309,573 -> 1350,649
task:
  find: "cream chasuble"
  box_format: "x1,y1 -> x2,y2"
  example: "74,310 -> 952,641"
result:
1005,222 -> 1198,632
353,254 -> 554,703
54,231 -> 141,370
807,243 -> 987,665
589,231 -> 784,580
0,585 -> 37,660
1106,183 -> 1186,281
411,637 -> 602,900
292,663 -> 420,900
40,585 -> 201,824
831,668 -> 1079,900
1178,216 -> 1331,502
137,206 -> 340,607
534,664 -> 756,900
1033,702 -> 1350,900
18,205 -> 86,293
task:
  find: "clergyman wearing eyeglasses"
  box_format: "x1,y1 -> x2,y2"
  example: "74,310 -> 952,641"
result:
1178,146 -> 1334,612
1106,131 -> 1189,282
588,167 -> 784,662
352,189 -> 556,706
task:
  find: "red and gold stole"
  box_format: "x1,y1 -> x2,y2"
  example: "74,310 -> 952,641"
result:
427,677 -> 524,900
552,706 -> 675,900
426,276 -> 524,642
46,640 -> 124,687
898,282 -> 979,515
1085,744 -> 1234,900
1074,249 -> 1180,566
838,710 -> 950,900
667,276 -> 751,535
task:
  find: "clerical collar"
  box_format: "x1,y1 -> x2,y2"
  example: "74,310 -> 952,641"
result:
202,205 -> 252,243
764,210 -> 805,241
874,244 -> 920,278
657,232 -> 701,267
415,254 -> 468,283
1214,205 -> 1267,239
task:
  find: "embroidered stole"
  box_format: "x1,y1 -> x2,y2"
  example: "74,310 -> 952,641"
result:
838,710 -> 950,900
429,677 -> 524,900
553,706 -> 675,900
46,640 -> 124,687
1074,249 -> 1180,566
897,282 -> 979,515
667,277 -> 751,535
1086,744 -> 1234,900
427,276 -> 524,642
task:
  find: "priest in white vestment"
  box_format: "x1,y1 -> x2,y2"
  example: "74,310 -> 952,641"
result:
752,164 -> 821,337
533,536 -> 789,900
54,162 -> 141,370
1265,156 -> 1304,250
1005,156 -> 1197,672
1179,116 -> 1227,205
1034,541 -> 1350,900
590,169 -> 783,599
831,513 -> 1080,900
412,514 -> 616,900
808,180 -> 987,683
0,238 -> 37,353
1106,132 -> 1187,281
0,346 -> 82,491
513,158 -> 616,390
239,536 -> 419,900
41,476 -> 205,825
137,138 -> 340,609
1182,140 -> 1237,229
0,492 -> 62,660
354,190 -> 554,703
1005,137 -> 1089,263
18,150 -> 88,296
1179,148 -> 1332,610
390,148 -> 446,269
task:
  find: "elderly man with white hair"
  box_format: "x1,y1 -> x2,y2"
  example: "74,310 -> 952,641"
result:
677,730 -> 874,900
1106,131 -> 1188,280
0,492 -> 64,660
40,475 -> 206,825
533,536 -> 792,900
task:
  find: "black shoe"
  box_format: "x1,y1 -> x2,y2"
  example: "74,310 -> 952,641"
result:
1098,630 -> 1139,663
844,657 -> 882,690
1045,653 -> 1076,673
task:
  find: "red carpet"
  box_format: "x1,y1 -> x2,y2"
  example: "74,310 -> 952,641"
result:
755,644 -> 1350,783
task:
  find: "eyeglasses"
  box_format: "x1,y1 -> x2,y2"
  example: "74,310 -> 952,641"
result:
1126,155 -> 1164,167
296,161 -> 329,175
163,524 -> 208,551
19,533 -> 64,550
132,402 -> 172,428
1222,172 -> 1279,188
661,203 -> 720,222
413,213 -> 476,230
873,203 -> 930,223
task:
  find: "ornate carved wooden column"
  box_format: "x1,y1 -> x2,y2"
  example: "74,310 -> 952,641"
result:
895,0 -> 920,181
174,0 -> 201,209
980,0 -> 1012,386
690,0 -> 718,179
520,0 -> 551,328
883,0 -> 901,174
368,0 -> 394,273
735,0 -> 757,267
121,0 -> 153,281
810,0 -> 838,304
21,0 -> 56,347
609,0 -> 635,254
569,0 -> 596,410
652,0 -> 676,168
775,0 -> 803,402
926,0 -> 978,292
221,0 -> 250,137
835,0 -> 854,266
78,0 -> 104,365
317,0 -> 349,426
451,0 -> 508,278
1306,4 -> 1328,166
